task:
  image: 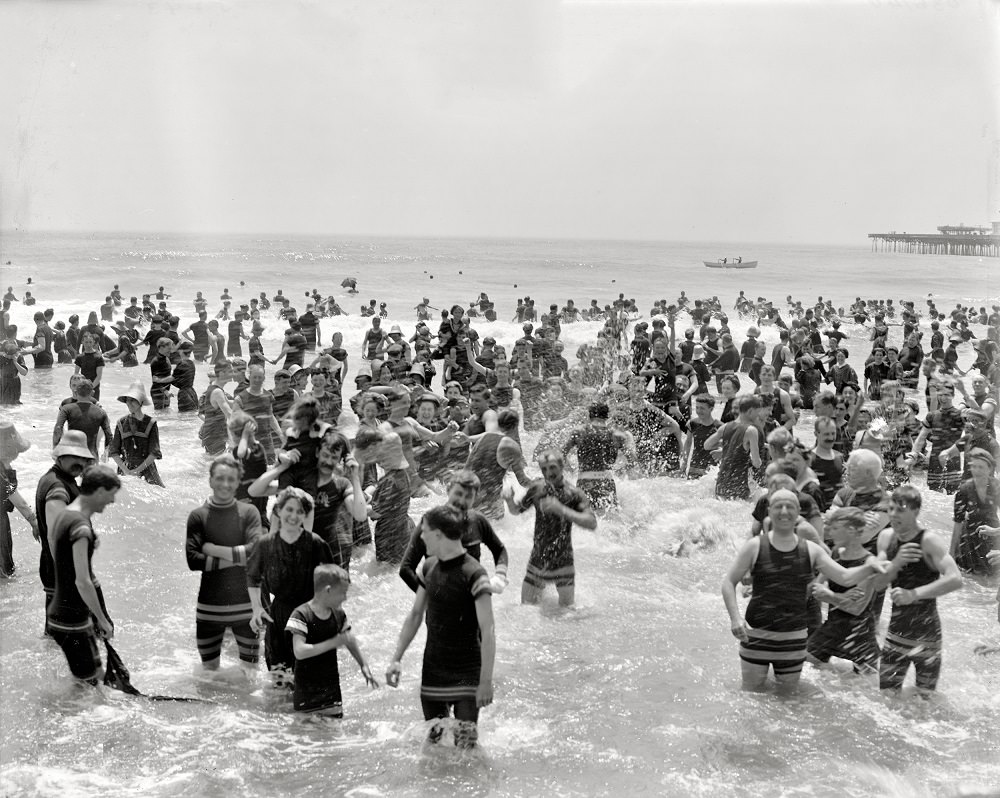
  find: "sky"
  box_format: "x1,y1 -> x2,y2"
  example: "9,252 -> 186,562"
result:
1,0 -> 997,244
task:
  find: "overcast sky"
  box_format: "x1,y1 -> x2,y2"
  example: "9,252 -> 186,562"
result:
1,0 -> 996,243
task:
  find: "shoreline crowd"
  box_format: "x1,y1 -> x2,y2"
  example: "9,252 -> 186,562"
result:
1,281 -> 999,744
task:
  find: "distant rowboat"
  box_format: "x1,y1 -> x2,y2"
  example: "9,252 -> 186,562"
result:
703,260 -> 757,269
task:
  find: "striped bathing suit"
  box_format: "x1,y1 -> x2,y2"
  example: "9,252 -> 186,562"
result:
740,532 -> 813,676
185,498 -> 263,665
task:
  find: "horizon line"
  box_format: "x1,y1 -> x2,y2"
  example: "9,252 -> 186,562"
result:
0,228 -> 868,249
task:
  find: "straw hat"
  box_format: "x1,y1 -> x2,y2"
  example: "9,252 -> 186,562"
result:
52,430 -> 95,460
0,421 -> 30,462
117,381 -> 150,407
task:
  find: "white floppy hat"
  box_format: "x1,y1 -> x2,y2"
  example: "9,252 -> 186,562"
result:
52,430 -> 95,460
117,381 -> 150,407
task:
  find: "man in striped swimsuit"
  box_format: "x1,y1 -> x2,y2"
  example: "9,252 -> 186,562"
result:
722,490 -> 888,694
185,454 -> 263,671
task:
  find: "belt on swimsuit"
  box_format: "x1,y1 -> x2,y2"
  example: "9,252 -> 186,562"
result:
577,470 -> 614,480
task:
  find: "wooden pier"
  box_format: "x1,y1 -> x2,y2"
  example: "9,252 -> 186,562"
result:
868,224 -> 1000,257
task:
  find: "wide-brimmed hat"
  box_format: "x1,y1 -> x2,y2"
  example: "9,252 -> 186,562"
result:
117,381 -> 150,407
389,324 -> 403,335
0,422 -> 30,461
52,430 -> 95,460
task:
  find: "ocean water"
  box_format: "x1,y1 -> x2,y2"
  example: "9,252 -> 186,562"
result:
0,232 -> 998,798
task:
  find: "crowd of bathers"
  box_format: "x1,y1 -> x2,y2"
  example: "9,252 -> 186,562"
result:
1,282 -> 998,733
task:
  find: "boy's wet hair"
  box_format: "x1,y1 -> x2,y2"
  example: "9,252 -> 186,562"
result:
313,564 -> 349,591
209,453 -> 244,479
737,394 -> 762,414
497,408 -> 521,432
79,465 -> 122,494
422,504 -> 466,541
827,506 -> 866,531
